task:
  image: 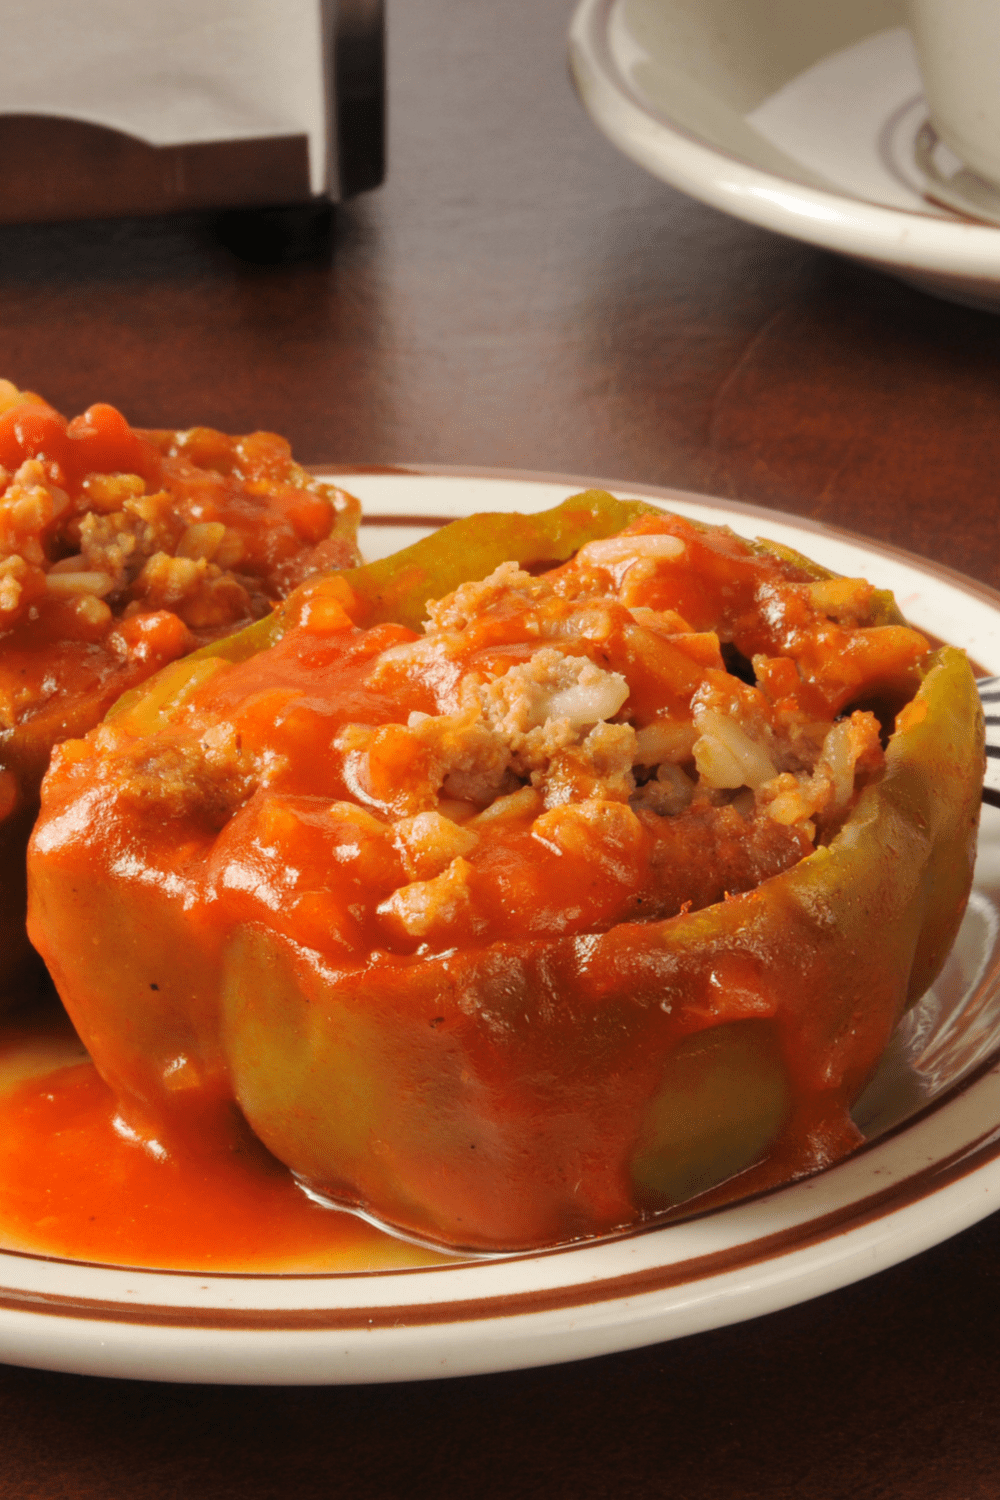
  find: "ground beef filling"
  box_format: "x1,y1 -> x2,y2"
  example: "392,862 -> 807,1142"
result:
77,514 -> 929,961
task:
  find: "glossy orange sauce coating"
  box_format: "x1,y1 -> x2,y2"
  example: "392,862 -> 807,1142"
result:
89,617 -> 797,961
0,999 -> 444,1271
37,516 -> 927,961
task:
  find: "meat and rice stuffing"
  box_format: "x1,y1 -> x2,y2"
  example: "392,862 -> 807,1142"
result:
27,502 -> 984,1250
0,380 -> 361,991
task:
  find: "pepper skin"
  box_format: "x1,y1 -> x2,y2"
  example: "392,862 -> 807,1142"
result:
26,506 -> 984,1250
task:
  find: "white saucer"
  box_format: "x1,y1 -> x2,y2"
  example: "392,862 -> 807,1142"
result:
568,0 -> 1000,312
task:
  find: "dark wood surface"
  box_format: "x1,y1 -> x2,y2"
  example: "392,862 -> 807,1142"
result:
4,2 -> 1000,1495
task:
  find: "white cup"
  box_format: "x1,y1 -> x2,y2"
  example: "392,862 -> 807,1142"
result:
907,0 -> 1000,187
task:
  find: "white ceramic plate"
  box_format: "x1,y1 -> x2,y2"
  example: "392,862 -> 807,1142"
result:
568,0 -> 1000,311
3,470 -> 1000,1387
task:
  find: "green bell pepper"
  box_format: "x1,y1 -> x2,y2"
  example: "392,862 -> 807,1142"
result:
26,500 -> 985,1249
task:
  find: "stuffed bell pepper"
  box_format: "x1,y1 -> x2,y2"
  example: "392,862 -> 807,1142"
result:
0,380 -> 361,995
27,498 -> 984,1250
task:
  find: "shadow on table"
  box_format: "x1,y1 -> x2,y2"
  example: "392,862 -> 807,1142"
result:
2,1207 -> 999,1500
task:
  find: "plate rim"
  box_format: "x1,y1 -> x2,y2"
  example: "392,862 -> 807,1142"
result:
4,466 -> 1000,1384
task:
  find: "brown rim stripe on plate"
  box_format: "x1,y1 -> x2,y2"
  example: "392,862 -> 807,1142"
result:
6,1009 -> 1000,1284
359,516 -> 452,528
3,1114 -> 1000,1333
308,464 -> 424,477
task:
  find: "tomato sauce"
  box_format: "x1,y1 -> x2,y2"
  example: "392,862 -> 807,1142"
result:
0,997 -> 447,1272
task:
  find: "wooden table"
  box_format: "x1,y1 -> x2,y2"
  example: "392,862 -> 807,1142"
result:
4,2 -> 1000,1494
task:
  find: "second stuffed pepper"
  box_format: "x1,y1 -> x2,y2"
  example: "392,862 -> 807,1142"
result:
0,381 -> 361,995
